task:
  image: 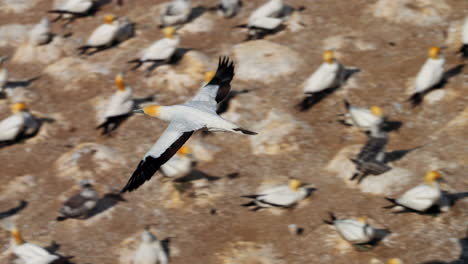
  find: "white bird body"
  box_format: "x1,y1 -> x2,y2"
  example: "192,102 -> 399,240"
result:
0,67 -> 7,90
251,184 -> 309,208
345,105 -> 383,130
395,183 -> 441,211
303,62 -> 341,93
160,0 -> 191,27
86,21 -> 120,47
0,112 -> 34,141
103,87 -> 133,119
141,36 -> 180,61
13,243 -> 59,264
414,57 -> 444,93
161,153 -> 192,178
133,230 -> 168,264
29,18 -> 51,46
219,0 -> 241,18
463,17 -> 468,44
248,0 -> 283,29
60,0 -> 93,14
333,219 -> 375,244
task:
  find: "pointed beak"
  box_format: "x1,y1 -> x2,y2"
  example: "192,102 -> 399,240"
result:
133,109 -> 144,114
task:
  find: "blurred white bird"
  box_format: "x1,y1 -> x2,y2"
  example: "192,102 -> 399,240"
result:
78,15 -> 120,55
160,0 -> 192,27
121,57 -> 257,193
241,179 -> 314,211
28,17 -> 52,46
243,0 -> 284,40
133,227 -> 169,264
128,27 -> 179,71
56,180 -> 99,221
385,170 -> 443,213
0,103 -> 40,146
48,0 -> 94,23
340,100 -> 384,131
0,56 -> 8,92
217,0 -> 242,18
8,224 -> 60,264
458,17 -> 468,58
297,50 -> 345,111
409,46 -> 445,107
96,73 -> 134,135
324,213 -> 378,245
161,145 -> 193,178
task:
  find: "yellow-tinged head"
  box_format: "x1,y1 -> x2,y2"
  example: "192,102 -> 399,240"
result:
115,73 -> 125,91
204,71 -> 215,83
177,145 -> 191,155
142,105 -> 160,117
425,170 -> 442,184
105,15 -> 115,24
357,216 -> 368,224
370,106 -> 383,117
428,46 -> 440,59
289,179 -> 302,192
11,102 -> 27,113
387,258 -> 403,264
323,50 -> 335,63
163,27 -> 176,39
11,227 -> 24,245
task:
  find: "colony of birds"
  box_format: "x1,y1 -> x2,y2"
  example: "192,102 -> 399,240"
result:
0,0 -> 467,263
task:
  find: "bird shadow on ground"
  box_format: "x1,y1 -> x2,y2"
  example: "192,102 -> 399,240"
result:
441,191 -> 468,208
161,237 -> 171,260
86,192 -> 126,219
43,241 -> 76,264
383,145 -> 422,163
173,169 -> 221,183
187,6 -> 206,23
144,48 -> 192,77
354,228 -> 391,251
0,201 -> 28,220
420,235 -> 468,263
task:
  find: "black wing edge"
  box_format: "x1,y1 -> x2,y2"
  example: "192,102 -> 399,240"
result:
207,56 -> 235,104
121,131 -> 194,193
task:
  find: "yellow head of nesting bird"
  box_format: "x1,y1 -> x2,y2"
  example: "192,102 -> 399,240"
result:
387,258 -> 403,264
177,145 -> 191,156
288,179 -> 302,192
163,27 -> 176,39
370,106 -> 383,117
425,170 -> 442,184
11,226 -> 24,245
323,50 -> 335,64
428,46 -> 441,59
115,73 -> 125,91
11,102 -> 27,113
140,105 -> 160,117
204,71 -> 215,83
357,216 -> 368,224
104,15 -> 115,24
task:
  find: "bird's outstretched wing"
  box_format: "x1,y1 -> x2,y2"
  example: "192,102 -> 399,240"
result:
121,121 -> 195,192
189,56 -> 235,110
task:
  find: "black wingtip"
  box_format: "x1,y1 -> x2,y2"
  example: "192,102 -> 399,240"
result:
458,44 -> 468,58
233,128 -> 257,135
383,197 -> 398,209
408,92 -> 423,107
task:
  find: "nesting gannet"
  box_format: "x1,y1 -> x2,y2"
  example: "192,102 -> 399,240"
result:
340,100 -> 384,131
133,227 -> 169,264
408,46 -> 445,107
242,0 -> 285,40
241,179 -> 314,211
297,50 -> 345,111
0,103 -> 40,146
127,27 -> 179,71
121,57 -> 257,192
459,17 -> 468,59
8,224 -> 60,264
324,213 -> 377,245
217,0 -> 242,18
0,56 -> 8,92
384,171 -> 443,213
161,145 -> 193,178
29,18 -> 52,46
56,180 -> 99,221
96,73 -> 134,135
78,15 -> 120,55
48,0 -> 94,23
350,123 -> 391,183
160,0 -> 192,27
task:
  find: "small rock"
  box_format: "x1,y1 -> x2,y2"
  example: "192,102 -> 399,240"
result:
0,24 -> 31,47
232,40 -> 303,83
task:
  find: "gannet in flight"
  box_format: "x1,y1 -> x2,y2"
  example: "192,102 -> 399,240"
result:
350,122 -> 391,183
29,18 -> 52,46
127,27 -> 179,71
133,227 -> 169,264
408,46 -> 445,107
340,100 -> 384,132
241,179 -> 314,211
217,0 -> 242,18
121,57 -> 257,193
78,15 -> 120,55
384,170 -> 444,213
96,73 -> 134,135
459,17 -> 468,59
160,0 -> 192,27
56,180 -> 99,221
0,103 -> 40,147
48,0 -> 94,24
323,213 -> 379,245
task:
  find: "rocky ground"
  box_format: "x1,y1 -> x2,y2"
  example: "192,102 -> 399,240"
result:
0,0 -> 467,263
